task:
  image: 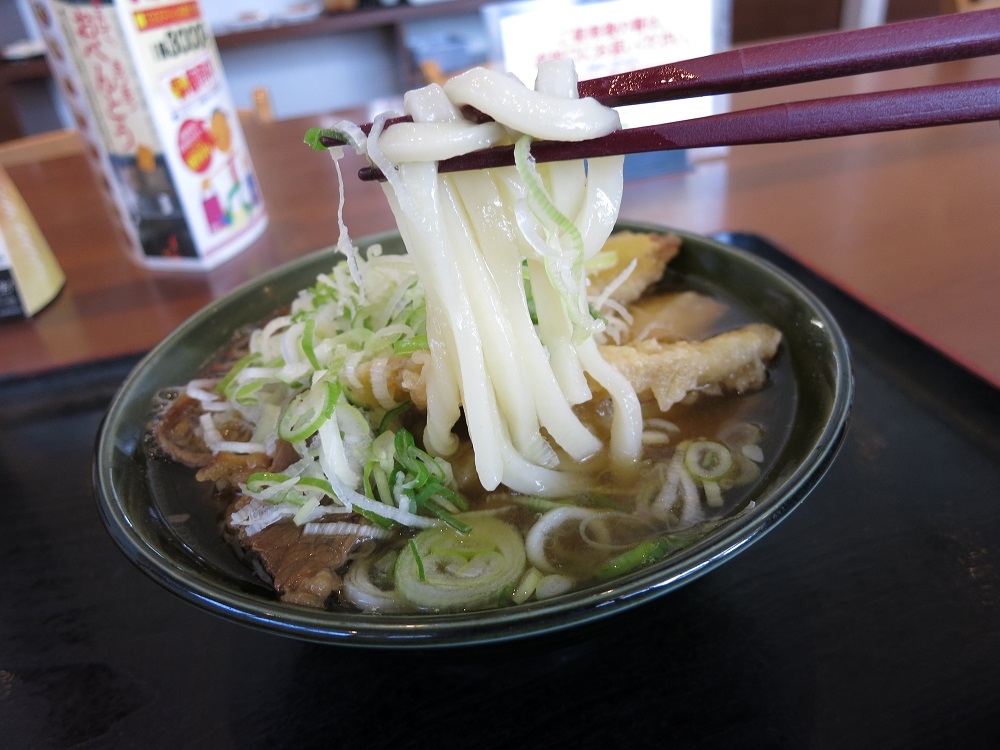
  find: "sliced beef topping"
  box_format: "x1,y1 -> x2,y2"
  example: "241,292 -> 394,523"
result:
196,439 -> 299,489
157,387 -> 300,489
155,393 -> 213,467
196,451 -> 272,487
235,512 -> 366,608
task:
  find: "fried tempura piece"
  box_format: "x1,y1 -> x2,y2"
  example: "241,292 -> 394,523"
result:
587,231 -> 681,305
621,290 -> 728,343
598,322 -> 782,412
347,324 -> 780,415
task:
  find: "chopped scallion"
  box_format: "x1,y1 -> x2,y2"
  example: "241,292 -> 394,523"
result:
596,537 -> 675,580
392,335 -> 429,355
408,538 -> 426,582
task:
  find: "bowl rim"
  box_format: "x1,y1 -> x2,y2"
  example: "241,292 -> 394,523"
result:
93,224 -> 853,648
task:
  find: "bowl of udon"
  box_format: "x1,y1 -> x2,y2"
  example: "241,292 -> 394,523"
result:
94,221 -> 851,647
94,60 -> 851,646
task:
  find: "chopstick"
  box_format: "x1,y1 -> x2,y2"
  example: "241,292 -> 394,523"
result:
358,78 -> 1000,180
319,7 -> 1000,150
323,9 -> 1000,181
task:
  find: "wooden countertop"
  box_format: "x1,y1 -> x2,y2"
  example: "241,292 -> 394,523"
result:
2,55 -> 999,387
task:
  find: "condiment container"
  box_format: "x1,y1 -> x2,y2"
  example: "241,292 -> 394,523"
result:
30,0 -> 268,270
0,166 -> 65,319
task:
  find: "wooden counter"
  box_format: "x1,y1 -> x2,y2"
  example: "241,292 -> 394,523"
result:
2,55 -> 999,387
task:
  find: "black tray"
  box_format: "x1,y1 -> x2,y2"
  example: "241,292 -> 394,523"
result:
1,233 -> 998,749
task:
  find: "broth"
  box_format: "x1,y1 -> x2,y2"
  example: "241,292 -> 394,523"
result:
143,250 -> 796,613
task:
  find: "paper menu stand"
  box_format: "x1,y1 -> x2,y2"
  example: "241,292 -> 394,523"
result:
31,0 -> 267,271
0,166 -> 66,320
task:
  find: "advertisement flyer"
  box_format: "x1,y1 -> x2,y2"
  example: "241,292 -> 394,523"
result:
115,0 -> 267,267
33,0 -> 267,269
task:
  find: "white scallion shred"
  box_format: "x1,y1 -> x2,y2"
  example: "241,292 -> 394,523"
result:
590,257 -> 637,314
303,522 -> 393,540
214,440 -> 269,455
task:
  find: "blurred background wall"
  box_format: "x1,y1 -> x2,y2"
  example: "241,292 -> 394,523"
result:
0,0 -> 957,143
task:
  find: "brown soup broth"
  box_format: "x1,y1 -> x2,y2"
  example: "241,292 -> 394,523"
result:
142,267 -> 796,607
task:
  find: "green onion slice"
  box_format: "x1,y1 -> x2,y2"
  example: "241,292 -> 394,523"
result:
301,317 -> 321,369
304,126 -> 348,151
684,440 -> 734,481
596,537 -> 674,580
377,402 -> 412,435
278,380 -> 340,443
392,335 -> 429,355
216,352 -> 260,397
407,539 -> 426,582
394,516 -> 527,612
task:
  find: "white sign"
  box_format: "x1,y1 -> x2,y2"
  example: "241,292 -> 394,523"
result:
486,0 -> 728,129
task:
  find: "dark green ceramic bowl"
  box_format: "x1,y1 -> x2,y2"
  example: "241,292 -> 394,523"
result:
94,222 -> 852,647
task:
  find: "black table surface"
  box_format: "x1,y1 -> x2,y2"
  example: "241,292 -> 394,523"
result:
2,233 -> 998,749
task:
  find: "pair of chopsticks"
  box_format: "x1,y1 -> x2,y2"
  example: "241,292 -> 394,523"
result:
320,9 -> 1000,181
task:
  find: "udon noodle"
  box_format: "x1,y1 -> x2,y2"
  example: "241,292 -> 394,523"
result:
153,60 -> 784,613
